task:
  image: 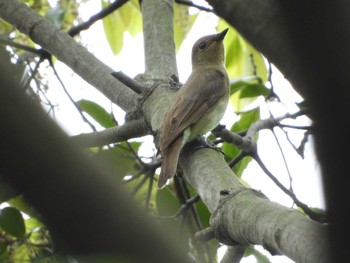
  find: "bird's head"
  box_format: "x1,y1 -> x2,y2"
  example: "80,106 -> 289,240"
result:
191,28 -> 228,68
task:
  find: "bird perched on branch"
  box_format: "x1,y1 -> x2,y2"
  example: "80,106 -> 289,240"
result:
158,29 -> 230,189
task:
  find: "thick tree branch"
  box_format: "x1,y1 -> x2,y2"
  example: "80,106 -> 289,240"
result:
179,145 -> 329,263
141,0 -> 178,79
0,0 -> 139,112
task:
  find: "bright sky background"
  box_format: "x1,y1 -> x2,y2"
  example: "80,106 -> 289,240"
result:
42,1 -> 325,262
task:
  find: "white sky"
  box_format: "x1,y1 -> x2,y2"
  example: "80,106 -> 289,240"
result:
43,1 -> 325,262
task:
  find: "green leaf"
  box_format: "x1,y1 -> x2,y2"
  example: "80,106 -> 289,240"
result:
195,199 -> 211,228
222,107 -> 260,177
101,0 -> 142,55
92,141 -> 141,180
25,217 -> 43,231
0,207 -> 25,238
218,19 -> 268,82
156,188 -> 180,216
174,3 -> 198,51
230,78 -> 269,112
120,0 -> 142,37
230,77 -> 269,98
77,99 -> 116,128
218,19 -> 269,112
246,43 -> 268,83
8,196 -> 39,219
101,0 -> 125,55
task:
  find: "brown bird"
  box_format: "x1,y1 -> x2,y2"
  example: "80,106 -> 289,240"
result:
158,29 -> 230,189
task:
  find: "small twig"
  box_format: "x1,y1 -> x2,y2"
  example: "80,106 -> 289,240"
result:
68,0 -> 130,37
50,60 -> 96,131
0,37 -> 41,55
145,170 -> 154,210
228,151 -> 248,168
270,129 -> 294,193
112,71 -> 147,94
214,121 -> 325,222
130,174 -> 148,196
296,131 -> 310,158
253,154 -> 325,222
265,61 -> 280,101
126,141 -> 144,165
122,168 -> 145,183
279,124 -> 312,130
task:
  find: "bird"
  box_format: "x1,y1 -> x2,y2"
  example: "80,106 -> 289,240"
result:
158,28 -> 230,189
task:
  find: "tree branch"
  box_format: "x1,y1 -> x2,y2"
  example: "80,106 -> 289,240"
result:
0,0 -> 139,112
112,71 -> 148,94
141,0 -> 178,79
0,37 -> 41,54
220,245 -> 247,263
71,119 -> 150,147
67,0 -> 129,37
180,144 -> 329,262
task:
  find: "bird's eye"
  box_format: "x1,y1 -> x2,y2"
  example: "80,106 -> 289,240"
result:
198,42 -> 207,50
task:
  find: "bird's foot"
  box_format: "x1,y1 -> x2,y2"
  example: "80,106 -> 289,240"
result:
190,137 -> 225,155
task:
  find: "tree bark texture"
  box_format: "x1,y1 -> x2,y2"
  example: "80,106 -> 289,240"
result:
181,147 -> 329,263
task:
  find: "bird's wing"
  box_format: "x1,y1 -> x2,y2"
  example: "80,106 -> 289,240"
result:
160,67 -> 228,150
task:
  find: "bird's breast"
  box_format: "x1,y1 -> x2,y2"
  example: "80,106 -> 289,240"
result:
187,92 -> 229,142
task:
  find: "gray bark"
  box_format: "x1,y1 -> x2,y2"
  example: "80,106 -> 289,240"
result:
180,147 -> 329,263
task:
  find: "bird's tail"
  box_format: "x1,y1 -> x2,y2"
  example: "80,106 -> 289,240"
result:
158,135 -> 183,189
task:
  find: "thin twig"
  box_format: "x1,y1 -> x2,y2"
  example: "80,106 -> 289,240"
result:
50,60 -> 96,131
270,128 -> 294,192
145,170 -> 154,211
126,141 -> 144,165
0,37 -> 41,55
279,124 -> 312,130
228,151 -> 247,168
68,0 -> 130,36
130,174 -> 148,196
253,154 -> 325,222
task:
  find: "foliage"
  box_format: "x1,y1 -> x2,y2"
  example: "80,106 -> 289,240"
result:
0,0 -> 318,262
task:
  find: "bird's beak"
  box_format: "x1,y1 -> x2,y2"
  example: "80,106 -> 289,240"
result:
215,28 -> 229,42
